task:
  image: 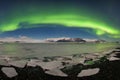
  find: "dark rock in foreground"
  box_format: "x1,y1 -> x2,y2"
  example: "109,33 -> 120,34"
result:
1,60 -> 120,80
0,47 -> 120,80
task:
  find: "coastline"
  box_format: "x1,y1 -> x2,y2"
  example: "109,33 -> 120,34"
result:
0,47 -> 120,80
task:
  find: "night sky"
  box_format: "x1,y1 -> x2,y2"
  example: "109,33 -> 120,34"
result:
0,0 -> 120,41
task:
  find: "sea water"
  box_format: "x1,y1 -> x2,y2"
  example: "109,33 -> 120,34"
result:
0,42 -> 119,58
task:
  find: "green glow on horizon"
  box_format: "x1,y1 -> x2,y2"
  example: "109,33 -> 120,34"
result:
0,1 -> 119,39
0,10 -> 120,38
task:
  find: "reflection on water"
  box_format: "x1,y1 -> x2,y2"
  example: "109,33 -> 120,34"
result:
94,43 -> 116,52
2,43 -> 19,55
0,43 -> 119,58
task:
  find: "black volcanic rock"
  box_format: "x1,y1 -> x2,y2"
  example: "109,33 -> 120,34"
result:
0,47 -> 120,80
72,38 -> 86,42
56,39 -> 72,42
61,64 -> 83,76
56,38 -> 86,42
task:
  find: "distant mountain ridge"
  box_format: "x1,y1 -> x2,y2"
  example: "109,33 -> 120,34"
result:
0,36 -> 106,43
46,37 -> 106,43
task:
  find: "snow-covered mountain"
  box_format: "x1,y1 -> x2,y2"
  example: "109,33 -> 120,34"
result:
45,37 -> 106,43
0,36 -> 106,43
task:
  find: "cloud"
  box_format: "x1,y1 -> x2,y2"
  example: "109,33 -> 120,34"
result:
0,36 -> 44,43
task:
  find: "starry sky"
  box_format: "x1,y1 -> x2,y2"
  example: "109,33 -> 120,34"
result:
0,0 -> 120,41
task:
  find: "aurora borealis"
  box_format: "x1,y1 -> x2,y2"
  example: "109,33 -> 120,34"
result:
0,0 -> 120,40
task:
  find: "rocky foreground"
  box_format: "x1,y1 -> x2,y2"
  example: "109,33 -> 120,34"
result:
0,47 -> 120,80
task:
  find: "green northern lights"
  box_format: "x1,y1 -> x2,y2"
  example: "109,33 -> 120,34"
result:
1,13 -> 119,38
0,1 -> 120,39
